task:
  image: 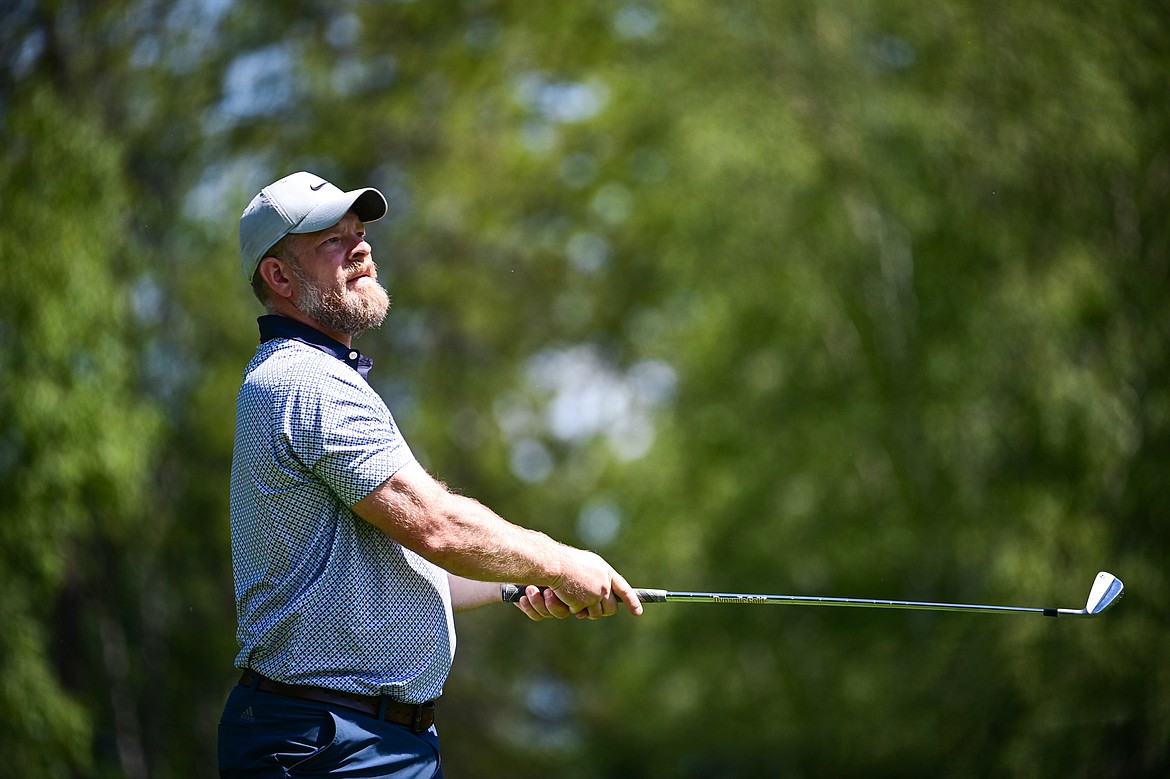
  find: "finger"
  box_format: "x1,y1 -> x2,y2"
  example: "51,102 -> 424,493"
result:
525,598 -> 551,620
514,597 -> 545,621
541,588 -> 573,619
551,586 -> 588,617
612,574 -> 644,616
601,592 -> 618,617
525,586 -> 554,619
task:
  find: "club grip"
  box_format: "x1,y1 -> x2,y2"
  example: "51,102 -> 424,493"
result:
501,584 -> 667,604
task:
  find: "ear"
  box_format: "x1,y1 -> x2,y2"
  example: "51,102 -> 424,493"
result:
257,256 -> 296,301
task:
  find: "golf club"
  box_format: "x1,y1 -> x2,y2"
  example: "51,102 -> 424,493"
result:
502,571 -> 1124,617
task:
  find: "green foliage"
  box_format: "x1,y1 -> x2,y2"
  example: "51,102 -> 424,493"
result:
1,1 -> 1168,777
0,82 -> 159,777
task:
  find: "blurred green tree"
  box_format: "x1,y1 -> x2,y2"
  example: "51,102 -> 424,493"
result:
0,82 -> 160,778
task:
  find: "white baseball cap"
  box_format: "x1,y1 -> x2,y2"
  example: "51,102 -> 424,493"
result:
238,171 -> 388,280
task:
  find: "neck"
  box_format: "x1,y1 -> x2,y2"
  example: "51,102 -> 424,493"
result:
268,300 -> 352,348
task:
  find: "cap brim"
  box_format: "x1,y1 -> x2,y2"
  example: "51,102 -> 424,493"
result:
292,188 -> 388,234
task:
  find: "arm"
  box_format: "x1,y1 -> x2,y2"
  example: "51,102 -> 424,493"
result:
448,573 -> 576,620
352,460 -> 642,619
447,574 -> 500,612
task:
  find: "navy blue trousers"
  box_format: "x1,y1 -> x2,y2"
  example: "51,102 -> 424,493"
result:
218,684 -> 443,778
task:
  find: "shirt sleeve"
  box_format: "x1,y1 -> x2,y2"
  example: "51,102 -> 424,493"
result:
283,363 -> 415,507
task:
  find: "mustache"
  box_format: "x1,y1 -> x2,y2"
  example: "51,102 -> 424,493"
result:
345,260 -> 377,281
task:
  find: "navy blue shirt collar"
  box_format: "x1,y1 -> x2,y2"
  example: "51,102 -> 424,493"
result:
258,315 -> 374,381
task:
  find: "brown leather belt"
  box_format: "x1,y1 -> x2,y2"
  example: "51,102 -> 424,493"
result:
239,670 -> 436,733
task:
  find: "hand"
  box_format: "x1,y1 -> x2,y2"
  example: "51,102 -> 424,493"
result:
550,550 -> 644,619
513,585 -> 574,621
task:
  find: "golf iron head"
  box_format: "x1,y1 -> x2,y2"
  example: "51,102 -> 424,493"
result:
1080,570 -> 1124,615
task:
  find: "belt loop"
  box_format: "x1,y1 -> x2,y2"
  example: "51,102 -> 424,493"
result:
377,696 -> 389,721
412,705 -> 424,732
248,671 -> 261,691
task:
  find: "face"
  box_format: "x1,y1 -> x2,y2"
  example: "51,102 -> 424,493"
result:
286,212 -> 390,338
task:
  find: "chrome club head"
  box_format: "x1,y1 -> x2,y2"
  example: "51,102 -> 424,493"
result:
1084,571 -> 1124,615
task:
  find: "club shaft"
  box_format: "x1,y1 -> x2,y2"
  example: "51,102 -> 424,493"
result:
646,590 -> 1077,616
502,584 -> 1082,617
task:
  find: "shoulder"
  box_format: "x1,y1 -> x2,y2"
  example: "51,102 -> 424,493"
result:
240,342 -> 385,424
245,341 -> 364,392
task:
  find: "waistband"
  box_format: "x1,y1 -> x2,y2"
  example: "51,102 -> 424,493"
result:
239,670 -> 436,733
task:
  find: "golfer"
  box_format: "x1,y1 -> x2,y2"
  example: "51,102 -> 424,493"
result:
218,171 -> 643,778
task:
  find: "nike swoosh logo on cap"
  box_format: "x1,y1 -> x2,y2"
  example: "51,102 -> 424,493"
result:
310,181 -> 327,191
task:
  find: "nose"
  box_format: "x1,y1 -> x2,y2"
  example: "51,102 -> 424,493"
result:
350,234 -> 371,260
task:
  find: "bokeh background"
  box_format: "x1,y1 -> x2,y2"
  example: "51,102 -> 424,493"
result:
2,2 -> 1168,777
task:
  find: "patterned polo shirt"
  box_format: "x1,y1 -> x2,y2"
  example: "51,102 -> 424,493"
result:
229,315 -> 455,704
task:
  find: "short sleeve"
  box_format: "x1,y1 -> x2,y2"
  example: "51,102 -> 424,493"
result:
281,366 -> 414,507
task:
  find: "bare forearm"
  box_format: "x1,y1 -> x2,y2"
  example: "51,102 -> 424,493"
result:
425,494 -> 570,584
448,574 -> 504,612
353,462 -> 568,587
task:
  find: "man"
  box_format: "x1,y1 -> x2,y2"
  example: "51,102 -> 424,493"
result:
218,171 -> 643,778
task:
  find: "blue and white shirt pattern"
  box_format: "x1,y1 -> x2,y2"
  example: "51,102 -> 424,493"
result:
229,316 -> 454,704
